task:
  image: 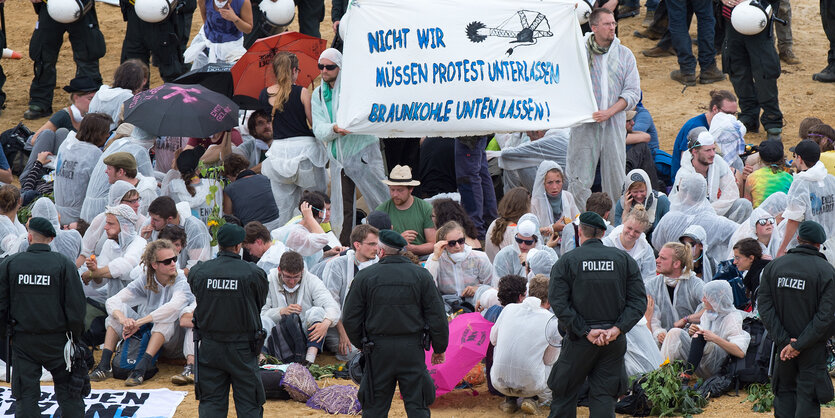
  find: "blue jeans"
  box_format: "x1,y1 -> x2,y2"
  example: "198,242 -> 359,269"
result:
623,0 -> 659,11
454,137 -> 498,240
667,0 -> 716,73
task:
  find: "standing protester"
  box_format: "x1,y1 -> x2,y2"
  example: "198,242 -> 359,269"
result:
758,220 -> 835,416
0,217 -> 87,417
188,223 -> 269,417
342,230 -> 449,417
667,0 -> 724,85
119,0 -> 196,82
25,0 -> 106,120
548,212 -> 647,417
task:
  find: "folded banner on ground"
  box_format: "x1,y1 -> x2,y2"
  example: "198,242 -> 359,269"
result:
336,0 -> 597,137
0,386 -> 186,417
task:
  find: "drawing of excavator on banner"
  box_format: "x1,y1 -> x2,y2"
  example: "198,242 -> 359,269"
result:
466,10 -> 554,55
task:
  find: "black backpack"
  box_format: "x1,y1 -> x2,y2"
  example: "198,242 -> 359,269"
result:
0,123 -> 33,176
712,260 -> 749,310
264,313 -> 307,364
726,317 -> 774,390
615,375 -> 652,416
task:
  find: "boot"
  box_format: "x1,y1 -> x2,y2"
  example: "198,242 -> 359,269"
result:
634,28 -> 663,40
671,70 -> 697,86
766,128 -> 782,142
642,10 -> 655,27
698,65 -> 726,84
813,64 -> 835,82
618,5 -> 641,17
779,49 -> 801,65
643,46 -> 675,57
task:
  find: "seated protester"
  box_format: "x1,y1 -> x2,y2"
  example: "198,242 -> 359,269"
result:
602,205 -> 656,280
661,281 -> 750,379
490,274 -> 560,415
493,214 -> 557,279
732,238 -> 770,311
728,207 -> 782,260
161,147 -> 222,226
79,181 -> 144,267
101,152 -> 159,218
524,248 -> 558,281
494,129 -> 570,194
89,240 -> 194,386
741,140 -> 793,208
708,112 -> 747,172
172,301 -> 196,385
485,187 -> 531,262
613,168 -> 670,240
261,251 -> 340,364
183,129 -> 243,164
625,110 -> 661,191
223,154 -> 281,230
272,191 -> 343,269
243,221 -> 287,274
0,185 -> 26,257
560,192 -> 614,255
321,224 -> 380,361
376,165 -> 437,256
54,113 -> 110,225
19,150 -> 55,205
671,128 -> 752,223
652,172 -> 739,265
679,226 -> 717,281
530,161 -> 579,254
646,242 -> 705,346
234,109 -> 273,172
807,123 -> 835,177
426,221 -> 497,313
625,294 -> 664,377
88,59 -> 148,130
140,197 -> 211,275
432,199 -> 483,251
82,205 -> 148,303
483,274 -> 528,397
18,198 -> 82,262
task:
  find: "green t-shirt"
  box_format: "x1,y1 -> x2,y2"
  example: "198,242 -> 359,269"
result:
376,197 -> 434,245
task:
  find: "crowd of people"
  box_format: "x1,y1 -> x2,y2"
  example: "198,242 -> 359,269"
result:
0,0 -> 831,417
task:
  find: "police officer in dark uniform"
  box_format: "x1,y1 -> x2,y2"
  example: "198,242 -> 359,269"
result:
342,230 -> 448,418
25,0 -> 106,120
758,220 -> 835,417
0,217 -> 86,417
188,223 -> 268,417
120,0 -> 196,82
548,212 -> 646,417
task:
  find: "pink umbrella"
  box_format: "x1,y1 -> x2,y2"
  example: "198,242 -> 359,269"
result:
424,312 -> 494,397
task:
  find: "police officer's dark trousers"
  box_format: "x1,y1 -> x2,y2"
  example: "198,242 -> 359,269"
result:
772,343 -> 834,418
297,0 -> 324,38
197,338 -> 265,418
823,0 -> 835,68
722,23 -> 783,131
121,8 -> 186,83
29,6 -> 105,112
12,333 -> 84,418
359,335 -> 434,418
548,335 -> 627,418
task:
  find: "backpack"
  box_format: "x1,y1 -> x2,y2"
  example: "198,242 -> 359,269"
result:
264,313 -> 307,364
111,323 -> 160,380
260,369 -> 292,400
615,375 -> 652,416
712,260 -> 749,309
726,317 -> 774,391
0,123 -> 33,176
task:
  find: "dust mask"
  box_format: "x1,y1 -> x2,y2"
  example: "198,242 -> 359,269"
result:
214,0 -> 228,8
283,284 -> 300,293
449,251 -> 468,263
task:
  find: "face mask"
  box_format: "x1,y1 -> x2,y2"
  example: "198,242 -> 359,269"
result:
70,104 -> 84,123
282,284 -> 300,293
664,276 -> 679,287
449,251 -> 468,263
214,0 -> 228,8
357,259 -> 375,270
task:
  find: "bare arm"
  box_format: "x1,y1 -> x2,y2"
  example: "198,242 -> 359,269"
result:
223,193 -> 233,216
777,219 -> 799,257
625,131 -> 651,145
302,87 -> 313,124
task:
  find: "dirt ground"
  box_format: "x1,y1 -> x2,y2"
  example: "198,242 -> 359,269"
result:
0,0 -> 834,416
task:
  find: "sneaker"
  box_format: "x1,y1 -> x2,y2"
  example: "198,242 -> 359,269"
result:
779,50 -> 801,65
634,29 -> 662,40
520,398 -> 539,415
641,10 -> 655,27
125,370 -> 145,387
813,65 -> 835,83
699,65 -> 726,84
766,128 -> 782,142
23,105 -> 50,120
642,46 -> 675,58
618,5 -> 640,17
89,367 -> 112,382
499,398 -> 519,413
671,70 -> 697,86
171,364 -> 194,385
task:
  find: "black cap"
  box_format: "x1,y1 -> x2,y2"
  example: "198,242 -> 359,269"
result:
365,210 -> 392,230
217,223 -> 245,247
63,76 -> 101,94
379,229 -> 407,249
790,140 -> 821,165
798,220 -> 826,245
578,211 -> 606,231
757,140 -> 784,164
176,146 -> 205,174
28,217 -> 56,238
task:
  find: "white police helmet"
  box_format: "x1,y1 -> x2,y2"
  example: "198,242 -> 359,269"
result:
135,0 -> 176,23
575,0 -> 593,25
731,0 -> 772,35
260,0 -> 295,27
47,0 -> 92,24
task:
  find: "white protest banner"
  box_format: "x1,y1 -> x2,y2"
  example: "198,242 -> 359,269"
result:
336,0 -> 598,137
0,386 -> 186,417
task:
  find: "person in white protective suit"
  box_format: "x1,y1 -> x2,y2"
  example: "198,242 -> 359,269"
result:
671,127 -> 752,223
559,192 -> 615,255
645,242 -> 705,346
625,313 -> 664,377
310,48 -> 388,244
54,115 -> 109,225
524,247 -> 558,281
234,109 -> 273,172
81,204 -> 148,303
18,198 -> 82,262
88,60 -> 148,131
80,124 -> 157,223
271,193 -> 344,269
708,112 -> 747,172
566,8 -> 641,213
660,280 -> 749,379
493,129 -> 569,194
652,172 -> 739,267
321,224 -> 379,361
140,196 -> 211,274
490,275 -> 560,415
602,205 -> 656,280
485,187 -> 531,262
161,147 -> 223,225
261,251 -> 340,365
426,221 -> 497,312
89,240 -> 194,386
777,140 -> 835,258
613,168 -> 670,239
0,186 -> 28,258
678,225 -> 719,282
493,214 -> 557,279
727,192 -> 787,260
530,161 -> 580,255
243,221 -> 287,274
79,181 -> 146,267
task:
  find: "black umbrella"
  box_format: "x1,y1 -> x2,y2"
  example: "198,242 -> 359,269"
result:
122,83 -> 240,138
174,63 -> 263,110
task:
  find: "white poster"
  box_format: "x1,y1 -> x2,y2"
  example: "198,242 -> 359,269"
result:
0,386 -> 187,418
336,0 -> 598,137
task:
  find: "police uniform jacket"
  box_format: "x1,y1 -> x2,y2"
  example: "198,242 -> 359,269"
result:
0,244 -> 86,337
188,251 -> 268,341
758,245 -> 835,351
549,238 -> 646,340
342,255 -> 448,353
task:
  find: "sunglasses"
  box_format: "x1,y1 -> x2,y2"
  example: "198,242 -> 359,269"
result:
756,217 -> 776,226
515,236 -> 536,246
122,197 -> 140,204
157,255 -> 178,265
447,237 -> 466,247
165,223 -> 185,231
318,64 -> 338,71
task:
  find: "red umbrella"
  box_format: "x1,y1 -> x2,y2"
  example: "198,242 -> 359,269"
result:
231,31 -> 328,104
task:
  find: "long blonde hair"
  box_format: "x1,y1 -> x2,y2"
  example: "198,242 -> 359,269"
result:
270,52 -> 299,116
141,239 -> 176,293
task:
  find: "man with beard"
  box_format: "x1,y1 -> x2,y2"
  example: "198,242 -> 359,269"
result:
376,165 -> 436,257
